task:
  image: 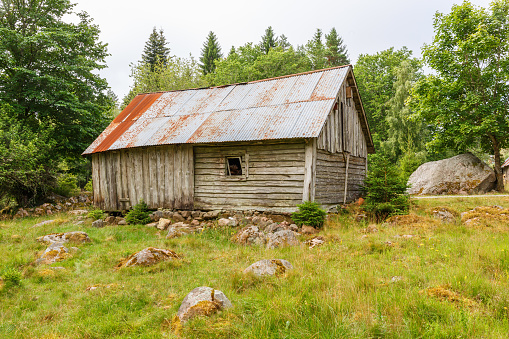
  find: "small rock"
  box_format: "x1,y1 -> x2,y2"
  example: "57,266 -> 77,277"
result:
73,220 -> 85,226
68,209 -> 88,216
217,218 -> 230,227
117,247 -> 181,268
177,286 -> 233,323
180,211 -> 191,219
145,222 -> 158,228
390,276 -> 403,283
104,216 -> 116,225
266,230 -> 299,249
166,222 -> 193,239
203,210 -> 221,220
432,209 -> 455,223
36,242 -> 69,265
231,226 -> 267,246
37,231 -> 91,244
115,216 -> 126,224
288,224 -> 299,232
172,212 -> 185,222
305,236 -> 325,249
33,220 -> 56,228
265,223 -> 285,233
92,219 -> 104,228
157,218 -> 172,230
117,219 -> 127,226
191,211 -> 203,219
243,259 -> 294,277
301,225 -> 319,235
190,219 -> 200,227
401,234 -> 414,239
151,210 -> 164,222
162,210 -> 173,219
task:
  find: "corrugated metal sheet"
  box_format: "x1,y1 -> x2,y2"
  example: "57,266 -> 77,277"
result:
502,158 -> 509,168
83,65 -> 350,155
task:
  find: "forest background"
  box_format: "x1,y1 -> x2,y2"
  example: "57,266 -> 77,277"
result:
0,0 -> 508,209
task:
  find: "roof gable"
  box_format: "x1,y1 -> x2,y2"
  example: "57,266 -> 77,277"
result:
83,65 -> 372,155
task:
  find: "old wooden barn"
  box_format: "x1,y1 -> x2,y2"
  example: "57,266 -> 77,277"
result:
83,65 -> 374,212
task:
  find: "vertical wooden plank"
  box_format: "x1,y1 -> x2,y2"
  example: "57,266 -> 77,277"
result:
327,115 -> 333,152
159,146 -> 166,208
334,107 -> 340,152
91,154 -> 101,207
166,146 -> 174,209
125,151 -> 134,209
134,149 -> 142,205
174,145 -> 182,209
150,147 -> 158,207
99,153 -> 108,210
343,153 -> 350,205
181,145 -> 189,209
114,152 -> 122,209
186,145 -> 194,209
303,139 -> 314,202
142,148 -> 150,207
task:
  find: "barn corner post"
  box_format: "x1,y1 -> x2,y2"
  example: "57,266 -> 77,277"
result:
303,138 -> 317,202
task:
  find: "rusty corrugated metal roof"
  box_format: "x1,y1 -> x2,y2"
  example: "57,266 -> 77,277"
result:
83,65 -> 351,155
502,158 -> 509,168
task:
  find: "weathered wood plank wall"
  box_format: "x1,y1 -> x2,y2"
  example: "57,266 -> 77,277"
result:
91,144 -> 193,211
194,140 -> 305,212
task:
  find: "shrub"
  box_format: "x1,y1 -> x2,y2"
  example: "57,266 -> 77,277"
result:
125,200 -> 151,225
53,173 -> 80,197
292,201 -> 327,228
84,179 -> 93,192
363,154 -> 410,221
87,209 -> 105,221
2,267 -> 22,288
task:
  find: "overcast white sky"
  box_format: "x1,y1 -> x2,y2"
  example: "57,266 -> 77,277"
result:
73,0 -> 492,101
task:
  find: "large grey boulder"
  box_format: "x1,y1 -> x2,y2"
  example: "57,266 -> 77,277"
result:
408,153 -> 496,195
177,286 -> 232,323
243,259 -> 293,276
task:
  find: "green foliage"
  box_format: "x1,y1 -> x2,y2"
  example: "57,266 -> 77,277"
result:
363,154 -> 410,220
141,27 -> 170,70
0,0 -> 112,161
305,29 -> 328,70
398,149 -> 427,182
260,26 -> 278,54
125,200 -> 151,225
87,209 -> 105,221
355,47 -> 421,146
199,31 -> 222,75
0,104 -> 58,207
53,173 -> 80,197
1,267 -> 22,288
84,179 -> 93,192
410,0 -> 509,191
325,27 -> 349,66
291,201 -> 327,228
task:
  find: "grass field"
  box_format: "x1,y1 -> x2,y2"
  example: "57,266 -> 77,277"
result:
2,196 -> 509,338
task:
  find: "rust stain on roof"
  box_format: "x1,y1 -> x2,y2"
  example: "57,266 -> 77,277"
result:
83,65 -> 374,155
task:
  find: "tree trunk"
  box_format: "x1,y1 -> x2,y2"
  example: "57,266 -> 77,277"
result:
490,134 -> 505,192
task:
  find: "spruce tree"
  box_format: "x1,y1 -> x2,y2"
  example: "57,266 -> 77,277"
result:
305,29 -> 327,69
199,31 -> 223,75
325,27 -> 350,66
260,26 -> 278,54
141,27 -> 170,70
277,34 -> 291,50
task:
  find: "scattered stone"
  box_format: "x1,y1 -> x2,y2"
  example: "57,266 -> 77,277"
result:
266,230 -> 299,249
151,210 -> 164,222
157,218 -> 172,230
231,226 -> 267,246
117,219 -> 127,226
165,222 -> 202,239
162,210 -> 173,219
203,210 -> 221,220
305,236 -> 325,249
172,212 -> 185,222
408,153 -> 496,195
301,225 -> 319,235
243,259 -> 294,276
177,286 -> 233,323
190,219 -> 200,227
104,216 -> 116,225
117,247 -> 181,268
145,222 -> 158,228
391,276 -> 403,283
180,211 -> 191,219
191,211 -> 203,219
36,242 -> 69,265
68,209 -> 88,216
217,217 -> 238,227
401,234 -> 414,239
92,219 -> 104,228
33,220 -> 56,228
73,220 -> 85,226
265,223 -> 285,233
37,231 -> 91,244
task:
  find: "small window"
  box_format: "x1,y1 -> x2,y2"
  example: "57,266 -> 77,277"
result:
226,157 -> 243,176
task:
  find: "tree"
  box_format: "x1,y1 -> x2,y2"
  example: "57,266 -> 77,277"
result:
122,56 -> 205,108
277,34 -> 291,51
305,29 -> 328,70
325,27 -> 349,66
0,0 -> 112,162
260,26 -> 278,54
141,27 -> 170,70
410,0 -> 509,191
199,31 -> 222,75
354,47 -> 420,146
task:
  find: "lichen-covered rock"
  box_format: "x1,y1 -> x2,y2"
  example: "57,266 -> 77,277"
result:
177,286 -> 232,323
166,222 -> 195,239
243,259 -> 293,276
92,219 -> 104,228
117,247 -> 181,268
32,220 -> 56,228
218,218 -> 237,227
157,218 -> 172,230
408,153 -> 496,195
37,231 -> 91,244
231,226 -> 267,246
266,230 -> 299,249
265,223 -> 285,233
36,242 -> 69,265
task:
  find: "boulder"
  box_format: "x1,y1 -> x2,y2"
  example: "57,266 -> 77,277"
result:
166,222 -> 194,238
231,226 -> 267,246
177,286 -> 232,323
243,259 -> 293,276
117,247 -> 181,268
37,231 -> 91,244
36,242 -> 69,265
266,230 -> 299,249
92,219 -> 104,228
157,218 -> 172,230
408,153 -> 496,195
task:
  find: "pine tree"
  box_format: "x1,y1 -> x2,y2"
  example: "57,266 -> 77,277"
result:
325,27 -> 349,66
305,29 -> 327,69
199,31 -> 223,75
277,34 -> 291,50
141,27 -> 170,70
260,26 -> 278,54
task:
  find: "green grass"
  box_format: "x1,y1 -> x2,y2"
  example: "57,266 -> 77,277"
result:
1,198 -> 509,338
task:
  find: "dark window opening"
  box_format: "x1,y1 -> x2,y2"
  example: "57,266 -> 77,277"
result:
226,157 -> 243,176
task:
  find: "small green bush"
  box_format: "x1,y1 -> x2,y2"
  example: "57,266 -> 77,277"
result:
292,201 -> 327,228
84,179 -> 93,192
125,200 -> 151,225
54,173 -> 80,197
2,267 -> 22,288
363,154 -> 410,221
87,209 -> 105,221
